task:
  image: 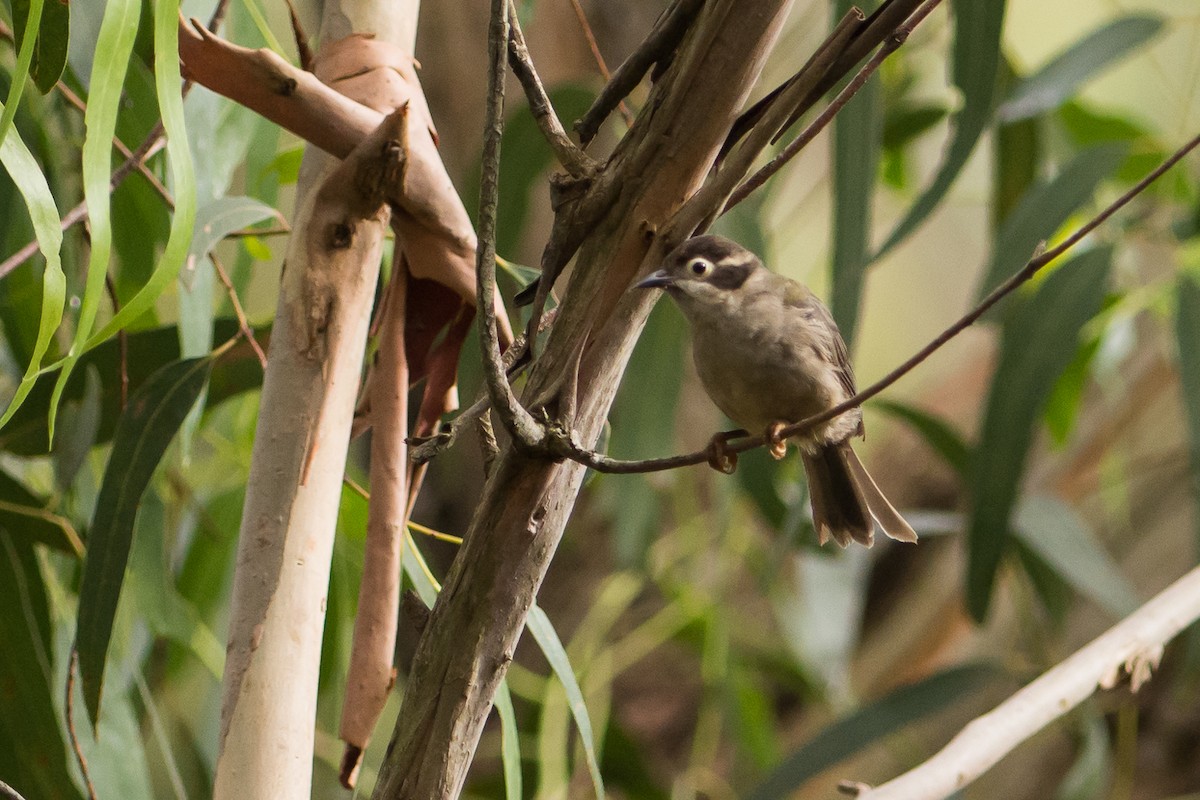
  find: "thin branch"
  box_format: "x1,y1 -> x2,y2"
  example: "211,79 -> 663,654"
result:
226,224 -> 292,237
574,0 -> 705,145
478,0 -> 546,448
566,0 -> 635,128
724,25 -> 907,213
65,650 -> 98,800
210,252 -> 267,368
552,131 -> 1200,474
506,0 -> 596,177
856,563 -> 1200,800
0,781 -> 28,800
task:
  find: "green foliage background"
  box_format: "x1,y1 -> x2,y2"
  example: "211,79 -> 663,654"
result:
0,0 -> 1198,798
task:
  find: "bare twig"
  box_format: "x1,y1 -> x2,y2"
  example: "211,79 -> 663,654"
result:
859,563 -> 1200,800
210,252 -> 267,368
552,131 -> 1200,473
566,0 -> 635,128
478,0 -> 546,449
507,0 -> 596,177
724,26 -> 906,213
0,780 -> 29,800
574,0 -> 704,145
65,650 -> 98,800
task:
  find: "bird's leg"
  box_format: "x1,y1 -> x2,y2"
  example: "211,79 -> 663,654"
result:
705,428 -> 747,474
765,421 -> 789,460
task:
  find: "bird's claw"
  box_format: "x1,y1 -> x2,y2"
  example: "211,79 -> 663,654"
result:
705,433 -> 739,474
766,422 -> 788,460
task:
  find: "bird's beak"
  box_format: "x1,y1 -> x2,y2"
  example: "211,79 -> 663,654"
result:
635,269 -> 675,289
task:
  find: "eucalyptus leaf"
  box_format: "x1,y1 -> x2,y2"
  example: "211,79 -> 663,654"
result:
183,197 -> 279,290
11,0 -> 70,93
748,664 -> 1000,800
967,248 -> 1112,622
1054,711 -> 1112,800
495,681 -> 523,800
527,605 -> 605,800
978,144 -> 1127,301
997,15 -> 1165,124
873,399 -> 971,478
76,356 -> 214,725
874,0 -> 1006,258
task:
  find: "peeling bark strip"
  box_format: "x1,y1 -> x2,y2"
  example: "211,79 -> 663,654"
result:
371,2 -> 797,797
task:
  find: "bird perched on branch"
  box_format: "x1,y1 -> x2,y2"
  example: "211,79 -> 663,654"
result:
635,234 -> 917,548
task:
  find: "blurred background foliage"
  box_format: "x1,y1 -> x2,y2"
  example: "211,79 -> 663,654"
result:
0,0 -> 1199,798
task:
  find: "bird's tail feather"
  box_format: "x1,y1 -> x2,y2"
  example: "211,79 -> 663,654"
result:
802,445 -> 872,547
844,447 -> 918,543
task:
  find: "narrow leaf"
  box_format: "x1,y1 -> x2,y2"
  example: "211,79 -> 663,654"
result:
997,15 -> 1165,124
967,248 -> 1112,621
874,0 -> 1006,258
12,0 -> 70,93
527,605 -> 605,800
76,356 -> 213,725
978,144 -> 1127,300
0,115 -> 66,431
0,0 -> 43,147
830,22 -> 882,345
183,196 -> 279,289
1013,494 -> 1140,618
46,0 -> 140,440
873,399 -> 971,478
495,680 -> 523,800
748,664 -> 999,800
0,533 -> 83,800
1176,273 -> 1200,555
83,0 -> 197,349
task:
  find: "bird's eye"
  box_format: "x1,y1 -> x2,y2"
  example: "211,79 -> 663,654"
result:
688,258 -> 713,277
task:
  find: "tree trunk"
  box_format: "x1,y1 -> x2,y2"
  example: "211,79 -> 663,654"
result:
372,1 -> 796,796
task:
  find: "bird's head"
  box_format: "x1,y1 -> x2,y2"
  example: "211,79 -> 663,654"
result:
635,235 -> 764,317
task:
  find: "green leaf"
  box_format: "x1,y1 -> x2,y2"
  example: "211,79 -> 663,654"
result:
1042,337 -> 1100,447
0,115 -> 67,431
996,15 -> 1165,124
1176,274 -> 1200,556
882,104 -> 949,151
494,680 -> 523,800
46,0 -> 140,440
0,533 -> 83,800
83,0 -> 197,348
0,0 -> 44,147
1055,712 -> 1111,800
874,0 -> 1006,258
967,248 -> 1113,622
0,320 -> 266,456
977,144 -> 1127,300
76,356 -> 214,725
1014,495 -> 1140,618
748,664 -> 1000,800
527,605 -> 605,800
185,197 -> 278,287
830,17 -> 882,345
53,365 -> 103,491
11,0 -> 70,93
873,399 -> 971,478
0,467 -> 83,555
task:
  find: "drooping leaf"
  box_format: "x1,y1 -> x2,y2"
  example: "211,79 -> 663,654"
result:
495,680 -> 523,800
46,0 -> 140,440
830,11 -> 882,345
1042,336 -> 1100,446
0,97 -> 66,432
967,248 -> 1112,622
748,664 -> 1000,800
0,533 -> 83,800
977,144 -> 1127,300
874,0 -> 1006,258
184,198 -> 279,289
76,356 -> 214,725
527,605 -> 605,800
0,319 -> 267,456
1176,273 -> 1200,555
1013,494 -> 1140,618
53,365 -> 103,491
0,0 -> 44,147
996,14 -> 1165,124
11,0 -> 70,93
882,104 -> 949,151
873,399 -> 971,478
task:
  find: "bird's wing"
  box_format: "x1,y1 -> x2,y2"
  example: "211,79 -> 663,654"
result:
779,277 -> 857,398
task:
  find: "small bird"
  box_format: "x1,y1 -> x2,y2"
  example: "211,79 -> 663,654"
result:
635,234 -> 917,548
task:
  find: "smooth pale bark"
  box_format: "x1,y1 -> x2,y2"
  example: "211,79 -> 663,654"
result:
372,2 -> 796,797
212,3 -> 419,798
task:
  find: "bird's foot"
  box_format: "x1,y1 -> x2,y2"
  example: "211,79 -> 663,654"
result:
765,422 -> 789,460
705,429 -> 746,474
